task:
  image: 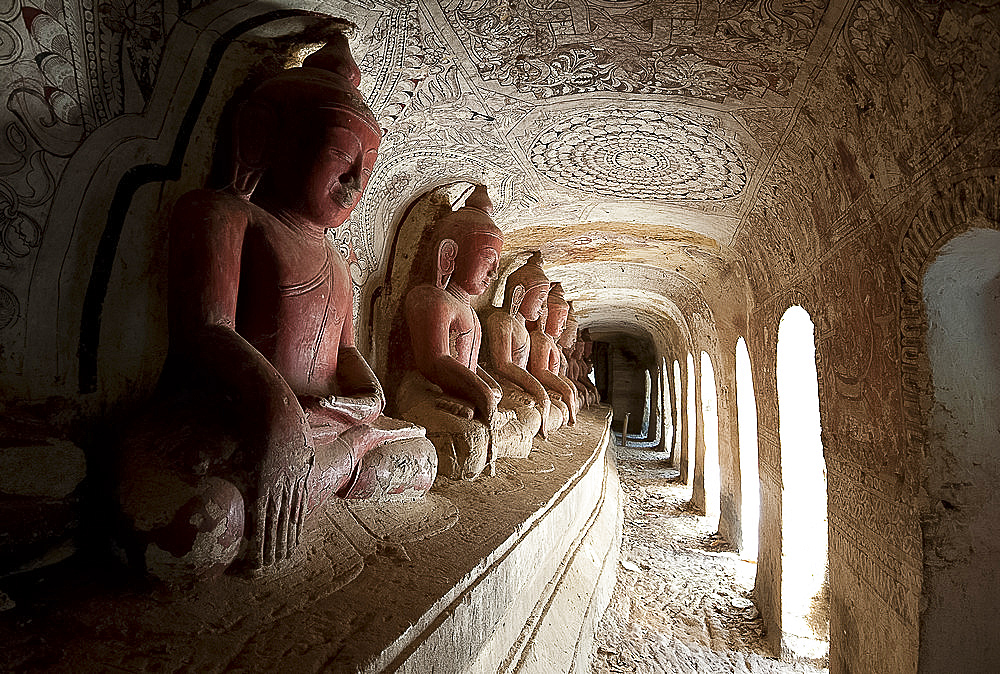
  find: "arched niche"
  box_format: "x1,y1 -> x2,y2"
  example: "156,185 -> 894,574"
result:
777,305 -> 828,658
15,4 -> 369,407
919,227 -> 1000,671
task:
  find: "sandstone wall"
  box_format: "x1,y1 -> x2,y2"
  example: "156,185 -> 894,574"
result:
734,2 -> 1000,668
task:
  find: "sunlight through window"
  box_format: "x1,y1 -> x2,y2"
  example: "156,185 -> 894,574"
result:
777,305 -> 828,658
736,337 -> 760,562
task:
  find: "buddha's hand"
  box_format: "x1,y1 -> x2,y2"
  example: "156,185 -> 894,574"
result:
254,436 -> 312,569
435,397 -> 475,420
303,393 -> 382,431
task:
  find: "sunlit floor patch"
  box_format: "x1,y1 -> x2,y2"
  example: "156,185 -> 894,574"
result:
593,443 -> 828,674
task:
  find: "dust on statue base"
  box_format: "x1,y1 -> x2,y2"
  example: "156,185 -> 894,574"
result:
118,34 -> 437,583
395,186 -> 536,481
480,251 -> 554,440
528,282 -> 578,426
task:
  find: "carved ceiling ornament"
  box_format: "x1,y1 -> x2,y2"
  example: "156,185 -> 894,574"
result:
529,107 -> 748,200
441,0 -> 827,102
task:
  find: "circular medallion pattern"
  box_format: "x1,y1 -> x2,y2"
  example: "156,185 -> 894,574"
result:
529,109 -> 747,201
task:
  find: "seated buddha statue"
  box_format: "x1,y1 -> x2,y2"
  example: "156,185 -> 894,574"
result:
118,34 -> 437,581
527,283 -> 577,427
395,186 -> 536,480
556,303 -> 586,411
480,251 -> 554,438
578,328 -> 601,405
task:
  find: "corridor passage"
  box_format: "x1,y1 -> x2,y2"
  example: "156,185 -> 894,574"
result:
593,444 -> 828,674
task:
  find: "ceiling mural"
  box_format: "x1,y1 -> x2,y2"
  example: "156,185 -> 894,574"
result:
345,0 -> 832,306
527,106 -> 748,200
0,0 -> 847,367
435,0 -> 828,102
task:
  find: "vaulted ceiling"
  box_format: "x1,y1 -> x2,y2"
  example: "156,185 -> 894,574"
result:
346,0 -> 843,354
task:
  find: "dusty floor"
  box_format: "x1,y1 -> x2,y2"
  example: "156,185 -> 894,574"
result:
592,443 -> 829,674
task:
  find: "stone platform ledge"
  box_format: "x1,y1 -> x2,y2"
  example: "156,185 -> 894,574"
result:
0,408 -> 623,673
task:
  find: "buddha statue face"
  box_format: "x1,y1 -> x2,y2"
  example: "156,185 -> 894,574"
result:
232,34 -> 381,229
258,111 -> 379,228
545,303 -> 568,337
504,252 -> 549,318
520,284 -> 548,322
450,233 -> 502,296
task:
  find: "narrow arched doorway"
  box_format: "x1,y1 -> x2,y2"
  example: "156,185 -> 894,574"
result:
701,351 -> 720,521
777,305 -> 828,658
673,359 -> 683,463
736,337 -> 760,562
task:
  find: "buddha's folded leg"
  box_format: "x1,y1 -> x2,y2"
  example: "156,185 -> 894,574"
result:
396,371 -> 491,481
338,418 -> 437,500
490,406 -> 535,460
120,443 -> 244,582
548,393 -> 568,430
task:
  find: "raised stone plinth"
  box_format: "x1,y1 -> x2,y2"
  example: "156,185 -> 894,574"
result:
1,408 -> 621,673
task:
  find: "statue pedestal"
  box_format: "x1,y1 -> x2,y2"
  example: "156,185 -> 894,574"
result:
0,409 -> 622,673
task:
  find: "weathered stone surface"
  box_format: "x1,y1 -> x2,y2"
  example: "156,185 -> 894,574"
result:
0,442 -> 86,499
0,410 -> 619,673
1,1 -> 998,671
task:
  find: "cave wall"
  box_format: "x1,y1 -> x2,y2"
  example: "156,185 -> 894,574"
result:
733,1 -> 1000,668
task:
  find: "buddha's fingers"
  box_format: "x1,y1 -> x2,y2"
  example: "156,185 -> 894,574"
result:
276,478 -> 292,561
289,476 -> 306,551
258,487 -> 277,567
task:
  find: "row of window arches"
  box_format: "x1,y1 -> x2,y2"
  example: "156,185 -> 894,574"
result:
657,305 -> 829,656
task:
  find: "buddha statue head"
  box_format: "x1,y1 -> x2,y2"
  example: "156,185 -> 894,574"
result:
503,251 -> 549,321
580,326 -> 593,358
432,184 -> 504,296
558,301 -> 579,349
544,282 -> 569,338
229,31 -> 381,229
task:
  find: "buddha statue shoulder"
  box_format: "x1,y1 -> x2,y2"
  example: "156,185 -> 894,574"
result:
118,34 -> 437,582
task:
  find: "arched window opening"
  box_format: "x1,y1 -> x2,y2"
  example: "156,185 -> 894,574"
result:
673,359 -> 682,462
736,337 -> 760,562
642,368 -> 652,440
684,352 -> 696,487
662,357 -> 673,452
777,305 -> 828,658
701,351 -> 720,522
920,228 -> 1000,671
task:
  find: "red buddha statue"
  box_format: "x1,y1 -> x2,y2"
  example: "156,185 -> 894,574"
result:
557,309 -> 583,409
481,251 -> 553,438
395,186 -> 535,480
578,328 -> 601,405
118,34 -> 437,581
528,282 -> 577,426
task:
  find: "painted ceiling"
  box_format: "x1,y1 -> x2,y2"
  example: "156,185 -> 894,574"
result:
339,0 -> 839,346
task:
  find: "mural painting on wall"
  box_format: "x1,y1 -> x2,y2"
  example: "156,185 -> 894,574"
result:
117,34 -> 443,583
733,0 -> 998,297
0,0 -> 183,328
